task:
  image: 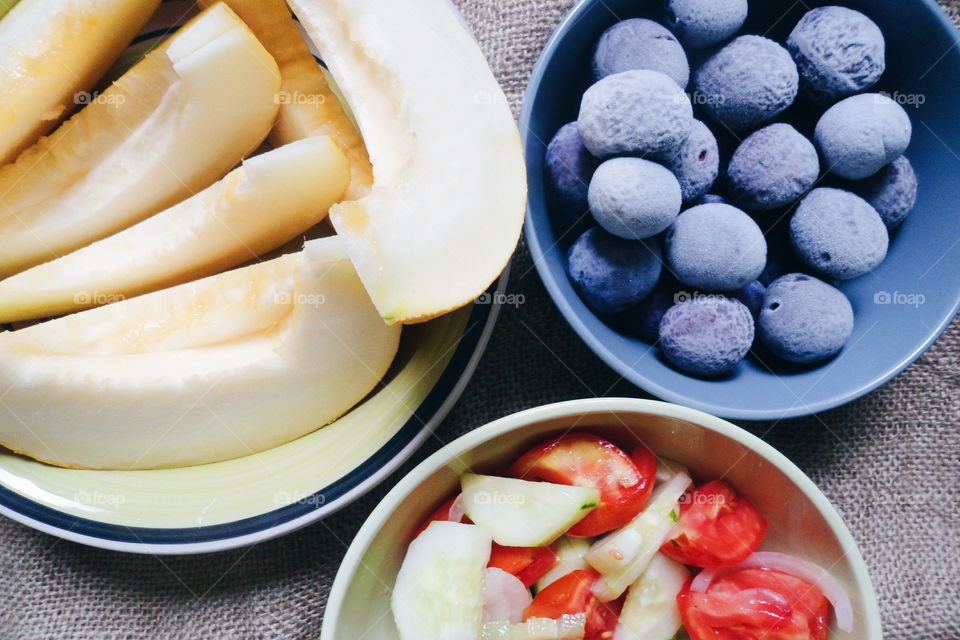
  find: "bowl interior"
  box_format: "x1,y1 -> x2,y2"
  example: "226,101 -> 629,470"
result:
522,0 -> 960,419
325,400 -> 881,639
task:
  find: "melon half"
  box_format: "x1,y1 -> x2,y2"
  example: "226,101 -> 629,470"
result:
0,237 -> 401,470
288,0 -> 527,324
0,3 -> 281,278
0,136 -> 350,323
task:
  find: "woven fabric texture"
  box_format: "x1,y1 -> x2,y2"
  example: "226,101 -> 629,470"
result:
0,1 -> 958,638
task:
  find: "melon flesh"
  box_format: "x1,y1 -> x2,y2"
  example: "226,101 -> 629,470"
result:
0,3 -> 281,278
288,0 -> 527,324
0,136 -> 350,323
198,0 -> 373,201
0,0 -> 160,164
0,237 -> 401,470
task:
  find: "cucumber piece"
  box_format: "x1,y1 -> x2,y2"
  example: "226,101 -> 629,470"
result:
480,614 -> 587,640
461,474 -> 600,547
535,536 -> 592,593
586,472 -> 691,601
614,553 -> 689,640
392,521 -> 492,640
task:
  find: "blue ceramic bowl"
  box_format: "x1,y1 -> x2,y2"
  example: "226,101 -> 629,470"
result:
522,0 -> 960,420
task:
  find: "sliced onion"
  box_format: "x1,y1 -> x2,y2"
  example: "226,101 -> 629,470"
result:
448,493 -> 466,523
482,567 -> 532,624
689,551 -> 854,633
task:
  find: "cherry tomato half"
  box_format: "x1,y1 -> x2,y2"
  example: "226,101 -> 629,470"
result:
524,569 -> 622,640
509,434 -> 656,537
678,567 -> 831,640
488,544 -> 559,588
660,479 -> 767,568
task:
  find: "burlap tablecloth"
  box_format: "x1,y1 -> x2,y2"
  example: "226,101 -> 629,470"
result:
1,1 -> 958,638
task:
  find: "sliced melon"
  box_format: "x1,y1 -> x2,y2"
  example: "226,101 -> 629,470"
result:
0,0 -> 159,164
0,236 -> 401,470
287,0 -> 527,324
461,475 -> 600,547
198,0 -> 373,201
392,521 -> 492,640
0,3 -> 281,278
0,137 -> 349,323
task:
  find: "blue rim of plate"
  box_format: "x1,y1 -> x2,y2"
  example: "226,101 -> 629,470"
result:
0,271 -> 506,553
520,0 -> 960,421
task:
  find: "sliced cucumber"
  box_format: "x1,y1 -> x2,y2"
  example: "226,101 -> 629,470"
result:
535,536 -> 592,594
392,521 -> 492,640
614,553 -> 689,640
481,614 -> 587,640
586,472 -> 691,601
461,474 -> 599,547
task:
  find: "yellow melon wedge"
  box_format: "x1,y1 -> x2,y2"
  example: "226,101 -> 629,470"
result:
288,0 -> 527,324
0,3 -> 281,278
0,0 -> 160,164
0,137 -> 349,323
0,236 -> 401,470
198,0 -> 373,201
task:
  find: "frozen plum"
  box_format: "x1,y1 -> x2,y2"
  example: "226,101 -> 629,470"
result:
588,157 -> 682,239
790,187 -> 888,280
624,278 -> 681,343
578,69 -> 693,158
848,155 -> 918,229
694,36 -> 799,131
545,122 -> 598,213
667,203 -> 767,291
815,93 -> 911,179
567,227 -> 663,314
727,123 -> 820,210
665,120 -> 719,203
664,0 -> 748,49
593,18 -> 690,88
731,280 -> 766,317
787,6 -> 885,104
759,273 -> 854,363
659,297 -> 755,376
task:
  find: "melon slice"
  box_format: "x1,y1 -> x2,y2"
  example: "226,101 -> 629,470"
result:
0,136 -> 350,323
0,3 -> 281,278
0,236 -> 401,470
198,0 -> 373,201
0,0 -> 160,164
287,0 -> 527,324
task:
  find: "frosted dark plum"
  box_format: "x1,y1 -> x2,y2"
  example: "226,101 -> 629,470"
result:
567,227 -> 663,314
787,6 -> 885,104
545,122 -> 597,214
588,157 -> 681,240
849,156 -> 918,229
727,123 -> 819,211
759,273 -> 854,363
790,188 -> 888,280
593,18 -> 690,88
666,203 -> 767,291
694,36 -> 798,131
664,0 -> 748,49
815,93 -> 911,180
665,120 -> 719,203
659,297 -> 755,376
578,69 -> 693,158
